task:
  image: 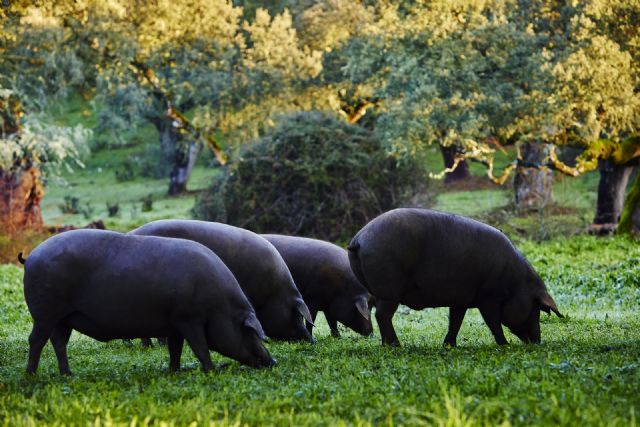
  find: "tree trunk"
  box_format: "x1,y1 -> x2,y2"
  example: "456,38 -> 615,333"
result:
513,141 -> 553,210
617,170 -> 640,235
592,160 -> 634,225
0,167 -> 44,232
156,119 -> 179,167
154,118 -> 200,196
168,141 -> 200,196
440,145 -> 470,184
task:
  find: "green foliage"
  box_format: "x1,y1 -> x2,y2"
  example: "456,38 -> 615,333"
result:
194,111 -> 425,241
1,236 -> 640,425
0,88 -> 90,179
114,144 -> 168,182
336,0 -> 640,176
0,117 -> 90,179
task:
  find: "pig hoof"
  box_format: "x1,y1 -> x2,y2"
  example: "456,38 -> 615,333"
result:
60,369 -> 73,376
443,342 -> 456,349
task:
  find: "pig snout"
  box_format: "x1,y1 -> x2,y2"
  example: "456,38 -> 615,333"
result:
362,322 -> 374,336
291,326 -> 314,343
261,356 -> 278,368
252,348 -> 277,368
349,317 -> 374,336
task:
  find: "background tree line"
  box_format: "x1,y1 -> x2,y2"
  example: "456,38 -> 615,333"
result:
1,0 -> 638,236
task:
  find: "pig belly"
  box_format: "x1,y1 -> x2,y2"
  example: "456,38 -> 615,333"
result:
63,311 -> 172,342
400,280 -> 476,309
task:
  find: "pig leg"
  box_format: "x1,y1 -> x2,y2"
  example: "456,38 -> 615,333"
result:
443,307 -> 467,347
326,315 -> 340,338
140,338 -> 153,347
375,299 -> 400,346
50,323 -> 73,375
175,323 -> 214,372
478,303 -> 508,345
305,308 -> 318,336
167,333 -> 184,372
26,321 -> 55,374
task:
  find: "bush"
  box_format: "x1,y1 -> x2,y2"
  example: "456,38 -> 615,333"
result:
193,111 -> 425,241
114,145 -> 169,182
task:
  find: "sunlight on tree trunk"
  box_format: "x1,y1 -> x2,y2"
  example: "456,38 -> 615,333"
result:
154,118 -> 199,196
169,141 -> 200,196
617,171 -> 640,235
0,168 -> 44,231
593,160 -> 635,226
513,142 -> 553,210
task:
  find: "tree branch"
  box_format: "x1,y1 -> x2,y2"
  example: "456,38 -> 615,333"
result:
546,136 -> 640,177
347,101 -> 375,124
129,60 -> 227,165
428,154 -> 464,180
166,107 -> 228,165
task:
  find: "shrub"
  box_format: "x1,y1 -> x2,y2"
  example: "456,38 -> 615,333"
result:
193,111 -> 425,241
114,145 -> 168,182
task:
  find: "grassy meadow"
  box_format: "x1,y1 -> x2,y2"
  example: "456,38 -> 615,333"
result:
1,102 -> 639,425
1,236 -> 639,426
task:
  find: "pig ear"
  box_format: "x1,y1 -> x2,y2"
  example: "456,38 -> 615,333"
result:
296,299 -> 314,326
354,297 -> 370,321
538,292 -> 563,318
243,314 -> 268,341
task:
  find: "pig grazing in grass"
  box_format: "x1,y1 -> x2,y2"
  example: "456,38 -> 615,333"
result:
261,234 -> 373,337
130,220 -> 314,342
348,208 -> 563,347
21,229 -> 275,375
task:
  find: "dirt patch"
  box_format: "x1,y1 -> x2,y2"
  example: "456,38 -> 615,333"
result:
433,175 -> 503,193
0,229 -> 51,265
1,220 -> 108,264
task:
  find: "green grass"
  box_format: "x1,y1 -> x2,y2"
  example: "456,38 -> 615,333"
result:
41,137 -> 217,232
434,188 -> 510,217
42,160 -> 215,232
38,94 -> 218,232
1,236 -> 639,426
4,96 -> 637,424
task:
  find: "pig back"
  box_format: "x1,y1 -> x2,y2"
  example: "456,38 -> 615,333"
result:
23,229 -> 248,323
262,234 -> 362,302
352,208 -> 520,307
131,220 -> 302,308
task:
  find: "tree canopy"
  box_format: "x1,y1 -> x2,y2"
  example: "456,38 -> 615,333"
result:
333,0 -> 639,180
1,0 -> 639,230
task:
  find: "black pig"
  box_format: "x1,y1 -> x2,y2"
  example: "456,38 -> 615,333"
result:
131,220 -> 314,342
348,208 -> 563,346
21,229 -> 275,374
261,234 -> 373,337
